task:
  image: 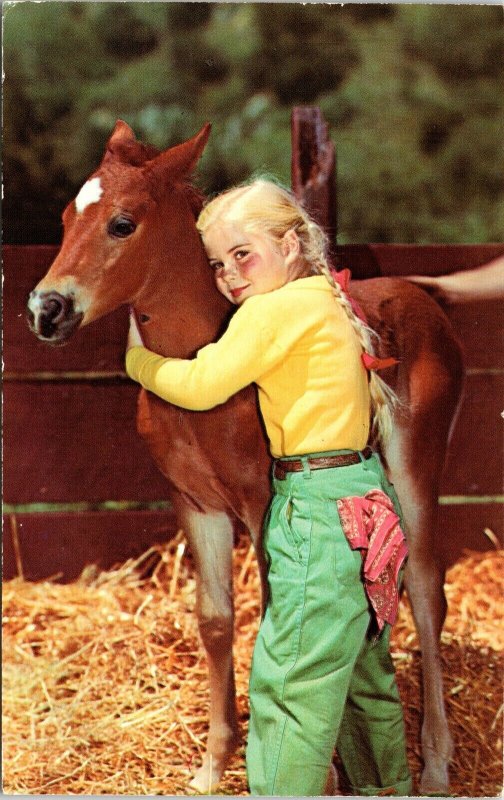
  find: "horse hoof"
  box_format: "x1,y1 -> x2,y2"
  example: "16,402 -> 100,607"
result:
189,756 -> 225,794
419,761 -> 450,796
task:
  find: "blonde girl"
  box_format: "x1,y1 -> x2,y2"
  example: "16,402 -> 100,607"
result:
126,179 -> 412,797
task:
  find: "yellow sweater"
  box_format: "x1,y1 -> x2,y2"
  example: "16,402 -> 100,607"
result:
126,276 -> 370,458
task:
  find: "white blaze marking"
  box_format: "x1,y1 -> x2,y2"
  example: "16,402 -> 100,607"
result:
75,177 -> 103,213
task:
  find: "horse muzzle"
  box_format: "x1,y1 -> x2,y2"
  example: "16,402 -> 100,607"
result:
27,290 -> 84,345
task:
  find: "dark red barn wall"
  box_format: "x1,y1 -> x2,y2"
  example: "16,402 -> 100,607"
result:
3,242 -> 503,581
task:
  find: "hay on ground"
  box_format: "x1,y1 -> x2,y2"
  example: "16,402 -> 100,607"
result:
2,539 -> 502,796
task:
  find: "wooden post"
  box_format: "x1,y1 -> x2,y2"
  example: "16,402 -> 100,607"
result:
9,514 -> 24,580
291,106 -> 337,262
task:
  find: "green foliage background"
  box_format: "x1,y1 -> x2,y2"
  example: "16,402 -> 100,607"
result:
3,1 -> 503,244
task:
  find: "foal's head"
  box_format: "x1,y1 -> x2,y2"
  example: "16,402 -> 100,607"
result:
28,121 -> 210,343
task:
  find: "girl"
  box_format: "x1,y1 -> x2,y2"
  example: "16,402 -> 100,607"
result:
126,179 -> 412,797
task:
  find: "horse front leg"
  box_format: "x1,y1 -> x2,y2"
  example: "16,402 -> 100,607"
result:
176,505 -> 240,793
386,427 -> 454,795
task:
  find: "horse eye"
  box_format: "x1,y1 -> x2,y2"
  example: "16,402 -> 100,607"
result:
108,215 -> 137,239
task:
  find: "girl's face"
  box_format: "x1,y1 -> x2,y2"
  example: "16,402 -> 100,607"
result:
203,222 -> 300,305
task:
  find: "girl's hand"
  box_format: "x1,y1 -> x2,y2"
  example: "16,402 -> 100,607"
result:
127,308 -> 144,351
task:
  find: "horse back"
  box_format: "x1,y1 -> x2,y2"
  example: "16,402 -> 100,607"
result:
352,277 -> 464,401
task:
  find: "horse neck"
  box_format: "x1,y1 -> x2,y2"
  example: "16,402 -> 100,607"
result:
133,199 -> 230,358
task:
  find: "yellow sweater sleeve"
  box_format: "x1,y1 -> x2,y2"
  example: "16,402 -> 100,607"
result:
125,295 -> 281,410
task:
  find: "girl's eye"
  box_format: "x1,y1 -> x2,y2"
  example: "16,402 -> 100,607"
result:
210,261 -> 224,272
235,250 -> 249,260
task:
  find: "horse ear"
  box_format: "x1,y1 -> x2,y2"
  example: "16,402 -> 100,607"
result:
103,120 -> 161,167
107,120 -> 137,149
146,123 -> 211,180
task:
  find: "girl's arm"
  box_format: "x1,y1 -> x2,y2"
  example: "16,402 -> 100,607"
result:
125,295 -> 282,411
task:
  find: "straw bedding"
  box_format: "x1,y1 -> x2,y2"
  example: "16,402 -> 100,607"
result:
3,535 -> 502,796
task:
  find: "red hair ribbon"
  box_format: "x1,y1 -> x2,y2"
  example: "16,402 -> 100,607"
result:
330,267 -> 399,372
361,352 -> 399,371
330,267 -> 368,324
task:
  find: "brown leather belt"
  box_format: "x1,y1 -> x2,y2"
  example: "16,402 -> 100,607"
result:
273,446 -> 374,480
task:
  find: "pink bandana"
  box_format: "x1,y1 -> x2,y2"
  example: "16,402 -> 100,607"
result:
330,267 -> 399,373
336,489 -> 408,632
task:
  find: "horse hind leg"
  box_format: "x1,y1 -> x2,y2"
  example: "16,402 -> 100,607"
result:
176,504 -> 240,793
241,498 -> 270,616
403,495 -> 454,795
386,422 -> 455,795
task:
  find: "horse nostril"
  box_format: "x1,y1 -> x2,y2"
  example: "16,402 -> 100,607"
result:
45,298 -> 63,320
42,293 -> 67,321
27,289 -> 84,343
30,291 -> 73,338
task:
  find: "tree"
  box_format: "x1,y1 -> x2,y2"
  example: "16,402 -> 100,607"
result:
3,2 -> 502,243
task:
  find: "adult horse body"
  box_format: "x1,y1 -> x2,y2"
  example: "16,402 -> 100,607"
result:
28,122 -> 463,794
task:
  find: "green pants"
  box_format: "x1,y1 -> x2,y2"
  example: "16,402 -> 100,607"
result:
246,450 -> 412,796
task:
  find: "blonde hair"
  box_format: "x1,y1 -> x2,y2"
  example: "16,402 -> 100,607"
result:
197,179 -> 398,446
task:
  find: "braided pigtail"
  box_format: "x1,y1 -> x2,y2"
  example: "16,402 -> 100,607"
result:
318,258 -> 398,446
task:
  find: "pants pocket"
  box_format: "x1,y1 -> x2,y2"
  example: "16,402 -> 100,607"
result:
333,503 -> 365,586
281,495 -> 311,566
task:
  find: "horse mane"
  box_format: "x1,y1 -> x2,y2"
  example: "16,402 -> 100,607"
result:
184,183 -> 206,219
